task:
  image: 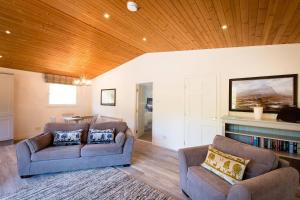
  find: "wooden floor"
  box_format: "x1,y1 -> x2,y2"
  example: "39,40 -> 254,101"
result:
0,139 -> 186,199
0,140 -> 299,199
138,131 -> 152,142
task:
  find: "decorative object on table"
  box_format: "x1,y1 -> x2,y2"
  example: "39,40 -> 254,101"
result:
145,97 -> 153,112
101,89 -> 116,106
229,74 -> 298,113
277,106 -> 300,123
253,106 -> 263,120
1,168 -> 173,200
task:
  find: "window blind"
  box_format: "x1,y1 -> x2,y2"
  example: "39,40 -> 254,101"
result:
44,74 -> 76,85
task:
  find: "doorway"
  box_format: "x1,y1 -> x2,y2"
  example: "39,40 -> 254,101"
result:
136,82 -> 153,142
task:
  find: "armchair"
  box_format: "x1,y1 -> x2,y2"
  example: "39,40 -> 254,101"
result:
178,135 -> 299,200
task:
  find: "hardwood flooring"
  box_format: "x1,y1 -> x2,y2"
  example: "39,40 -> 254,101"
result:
0,139 -> 299,199
138,132 -> 152,143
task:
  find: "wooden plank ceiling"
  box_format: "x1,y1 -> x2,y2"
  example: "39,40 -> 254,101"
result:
0,0 -> 299,78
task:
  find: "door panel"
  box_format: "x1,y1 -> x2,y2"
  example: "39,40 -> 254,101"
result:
202,126 -> 218,145
0,73 -> 14,141
0,74 -> 14,116
184,75 -> 218,147
0,116 -> 13,141
136,85 -> 145,137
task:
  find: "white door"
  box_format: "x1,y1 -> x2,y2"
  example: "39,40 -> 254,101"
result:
0,116 -> 13,140
136,85 -> 145,138
0,73 -> 14,141
184,75 -> 218,147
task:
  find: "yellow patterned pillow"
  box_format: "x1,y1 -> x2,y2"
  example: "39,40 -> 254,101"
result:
201,145 -> 250,185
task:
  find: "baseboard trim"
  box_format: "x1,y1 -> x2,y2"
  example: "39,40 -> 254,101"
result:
0,140 -> 14,146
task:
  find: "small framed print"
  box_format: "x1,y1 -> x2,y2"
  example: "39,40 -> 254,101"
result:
101,89 -> 116,106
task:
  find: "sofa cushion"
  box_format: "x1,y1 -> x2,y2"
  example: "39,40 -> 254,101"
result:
87,128 -> 115,144
213,135 -> 278,179
44,123 -> 90,143
90,122 -> 127,134
201,145 -> 250,184
26,132 -> 53,153
187,166 -> 231,200
81,143 -> 122,157
31,145 -> 82,161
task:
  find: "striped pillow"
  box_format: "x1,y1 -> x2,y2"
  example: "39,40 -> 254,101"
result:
201,145 -> 250,185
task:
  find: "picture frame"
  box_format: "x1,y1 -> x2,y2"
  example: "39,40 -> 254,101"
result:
145,97 -> 153,112
101,89 -> 116,106
229,74 -> 298,113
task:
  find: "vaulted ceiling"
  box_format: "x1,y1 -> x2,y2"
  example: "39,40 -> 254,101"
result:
0,0 -> 300,78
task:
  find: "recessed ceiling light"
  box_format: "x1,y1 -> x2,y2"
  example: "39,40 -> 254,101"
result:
127,1 -> 138,12
5,30 -> 11,34
0,55 -> 3,58
221,25 -> 228,30
142,37 -> 147,41
104,13 -> 110,19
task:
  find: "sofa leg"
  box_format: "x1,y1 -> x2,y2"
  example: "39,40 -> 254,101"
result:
182,190 -> 189,197
20,175 -> 32,179
123,164 -> 131,167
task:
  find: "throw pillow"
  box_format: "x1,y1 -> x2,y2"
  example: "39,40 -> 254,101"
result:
115,132 -> 126,146
53,129 -> 82,146
26,132 -> 53,153
87,128 -> 115,144
201,145 -> 250,185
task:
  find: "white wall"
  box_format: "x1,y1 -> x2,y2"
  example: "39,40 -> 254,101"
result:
92,44 -> 300,150
0,67 -> 92,140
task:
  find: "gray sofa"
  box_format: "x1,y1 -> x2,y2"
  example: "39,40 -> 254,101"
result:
178,135 -> 299,200
16,121 -> 134,177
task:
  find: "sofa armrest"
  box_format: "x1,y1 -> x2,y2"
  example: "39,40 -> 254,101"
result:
278,158 -> 289,168
16,140 -> 32,176
178,145 -> 209,192
227,167 -> 299,200
123,130 -> 134,164
25,132 -> 53,153
125,128 -> 134,137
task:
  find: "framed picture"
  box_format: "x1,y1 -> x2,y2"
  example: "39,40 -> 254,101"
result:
229,74 -> 298,113
145,97 -> 153,112
101,89 -> 116,106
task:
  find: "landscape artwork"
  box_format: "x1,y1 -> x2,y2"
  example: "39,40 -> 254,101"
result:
230,75 -> 297,113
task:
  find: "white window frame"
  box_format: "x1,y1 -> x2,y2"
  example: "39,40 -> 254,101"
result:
48,83 -> 77,106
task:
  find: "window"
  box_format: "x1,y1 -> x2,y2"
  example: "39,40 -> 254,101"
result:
48,83 -> 77,105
